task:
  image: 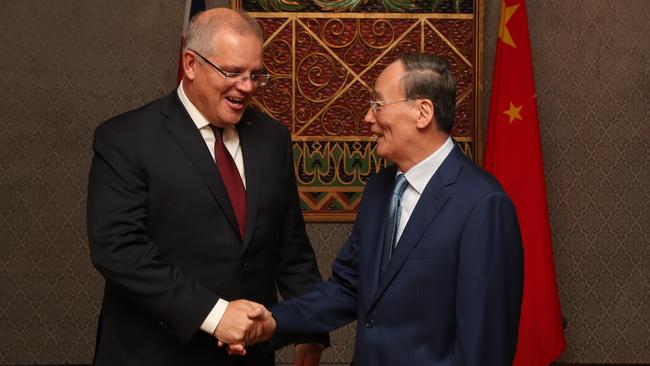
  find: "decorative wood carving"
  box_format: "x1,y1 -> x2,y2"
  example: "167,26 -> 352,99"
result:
233,0 -> 483,221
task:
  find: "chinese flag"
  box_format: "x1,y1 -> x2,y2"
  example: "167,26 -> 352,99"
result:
177,0 -> 206,84
484,1 -> 566,365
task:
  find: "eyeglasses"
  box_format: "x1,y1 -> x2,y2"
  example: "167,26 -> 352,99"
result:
190,49 -> 271,87
368,98 -> 414,113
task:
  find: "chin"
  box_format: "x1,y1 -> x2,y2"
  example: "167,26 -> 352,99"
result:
375,147 -> 390,160
220,113 -> 245,126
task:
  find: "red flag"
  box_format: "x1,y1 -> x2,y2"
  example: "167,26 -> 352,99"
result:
484,1 -> 566,365
177,0 -> 206,84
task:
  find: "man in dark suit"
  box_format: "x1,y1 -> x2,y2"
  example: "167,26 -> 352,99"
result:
87,8 -> 326,366
244,53 -> 524,365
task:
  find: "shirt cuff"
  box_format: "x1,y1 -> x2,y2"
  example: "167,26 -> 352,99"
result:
200,298 -> 229,335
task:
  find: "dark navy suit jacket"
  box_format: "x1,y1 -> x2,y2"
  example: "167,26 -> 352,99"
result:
272,143 -> 524,365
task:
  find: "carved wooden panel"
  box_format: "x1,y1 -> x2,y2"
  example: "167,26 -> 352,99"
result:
233,0 -> 483,221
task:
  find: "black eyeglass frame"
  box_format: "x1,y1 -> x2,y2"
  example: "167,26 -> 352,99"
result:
189,49 -> 271,87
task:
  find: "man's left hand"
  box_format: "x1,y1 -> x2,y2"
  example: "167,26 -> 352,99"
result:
294,343 -> 323,366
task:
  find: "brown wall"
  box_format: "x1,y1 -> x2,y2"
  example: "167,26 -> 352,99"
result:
1,0 -> 648,364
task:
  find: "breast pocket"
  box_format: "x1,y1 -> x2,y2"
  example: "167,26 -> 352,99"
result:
260,161 -> 290,181
408,245 -> 451,260
258,171 -> 289,214
261,172 -> 288,183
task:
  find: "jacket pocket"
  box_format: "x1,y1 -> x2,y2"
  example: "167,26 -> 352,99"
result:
408,245 -> 451,260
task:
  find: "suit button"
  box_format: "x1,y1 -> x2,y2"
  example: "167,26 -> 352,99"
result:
365,318 -> 375,328
241,261 -> 248,268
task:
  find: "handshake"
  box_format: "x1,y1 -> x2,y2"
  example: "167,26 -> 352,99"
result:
212,299 -> 277,356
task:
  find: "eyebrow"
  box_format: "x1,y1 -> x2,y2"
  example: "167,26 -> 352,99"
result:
221,63 -> 266,72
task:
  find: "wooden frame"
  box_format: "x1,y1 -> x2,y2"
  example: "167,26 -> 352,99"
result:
232,0 -> 483,221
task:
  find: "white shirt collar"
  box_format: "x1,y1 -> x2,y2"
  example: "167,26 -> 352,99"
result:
401,136 -> 454,194
176,80 -> 239,144
177,80 -> 212,130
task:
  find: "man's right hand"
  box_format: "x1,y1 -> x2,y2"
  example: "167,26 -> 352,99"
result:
213,300 -> 266,351
249,305 -> 276,343
214,300 -> 276,356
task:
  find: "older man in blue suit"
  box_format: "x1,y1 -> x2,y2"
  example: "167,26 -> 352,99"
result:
239,53 -> 524,365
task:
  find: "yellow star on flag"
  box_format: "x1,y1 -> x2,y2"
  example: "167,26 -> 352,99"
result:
498,1 -> 520,48
503,102 -> 523,123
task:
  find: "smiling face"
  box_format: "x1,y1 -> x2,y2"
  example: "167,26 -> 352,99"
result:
183,27 -> 264,127
364,61 -> 421,169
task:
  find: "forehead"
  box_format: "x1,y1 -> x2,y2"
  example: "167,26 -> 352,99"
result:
210,29 -> 263,67
374,61 -> 405,96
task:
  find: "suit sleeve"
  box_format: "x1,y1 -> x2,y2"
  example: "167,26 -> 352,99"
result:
87,123 -> 217,344
271,171 -> 365,336
453,191 -> 524,365
272,222 -> 360,335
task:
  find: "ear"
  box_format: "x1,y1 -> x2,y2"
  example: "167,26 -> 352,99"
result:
182,50 -> 198,81
415,99 -> 434,129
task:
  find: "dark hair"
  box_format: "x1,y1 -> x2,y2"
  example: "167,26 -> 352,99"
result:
399,53 -> 456,134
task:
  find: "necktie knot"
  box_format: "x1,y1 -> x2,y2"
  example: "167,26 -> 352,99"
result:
210,125 -> 224,139
392,173 -> 408,198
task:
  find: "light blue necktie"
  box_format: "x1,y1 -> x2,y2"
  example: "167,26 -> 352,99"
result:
381,173 -> 408,271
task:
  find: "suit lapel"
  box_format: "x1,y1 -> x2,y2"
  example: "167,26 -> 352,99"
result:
159,93 -> 240,238
237,112 -> 260,251
370,176 -> 449,308
361,166 -> 396,305
369,144 -> 464,310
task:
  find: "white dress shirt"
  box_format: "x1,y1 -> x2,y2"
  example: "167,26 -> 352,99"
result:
177,82 -> 246,335
396,137 -> 454,244
177,81 -> 246,187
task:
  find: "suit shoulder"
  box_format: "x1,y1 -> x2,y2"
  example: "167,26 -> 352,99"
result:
461,158 -> 504,192
443,149 -> 509,204
95,94 -> 170,136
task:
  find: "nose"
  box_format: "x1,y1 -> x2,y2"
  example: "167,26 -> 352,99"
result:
236,77 -> 256,93
363,106 -> 375,125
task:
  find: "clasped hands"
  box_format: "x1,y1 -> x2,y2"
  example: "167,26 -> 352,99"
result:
213,299 -> 276,356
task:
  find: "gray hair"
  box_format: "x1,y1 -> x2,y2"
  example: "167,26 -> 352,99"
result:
398,53 -> 457,134
183,9 -> 263,56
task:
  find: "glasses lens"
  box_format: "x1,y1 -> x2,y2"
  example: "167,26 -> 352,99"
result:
251,74 -> 270,86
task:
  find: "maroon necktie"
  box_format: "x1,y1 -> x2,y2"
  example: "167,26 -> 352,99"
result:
211,126 -> 247,239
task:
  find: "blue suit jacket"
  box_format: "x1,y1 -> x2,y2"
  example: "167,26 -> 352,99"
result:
272,144 -> 524,365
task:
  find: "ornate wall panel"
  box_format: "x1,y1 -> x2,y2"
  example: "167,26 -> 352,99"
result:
234,0 -> 483,221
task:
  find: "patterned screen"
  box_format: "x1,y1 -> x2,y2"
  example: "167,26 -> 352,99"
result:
234,0 -> 482,221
